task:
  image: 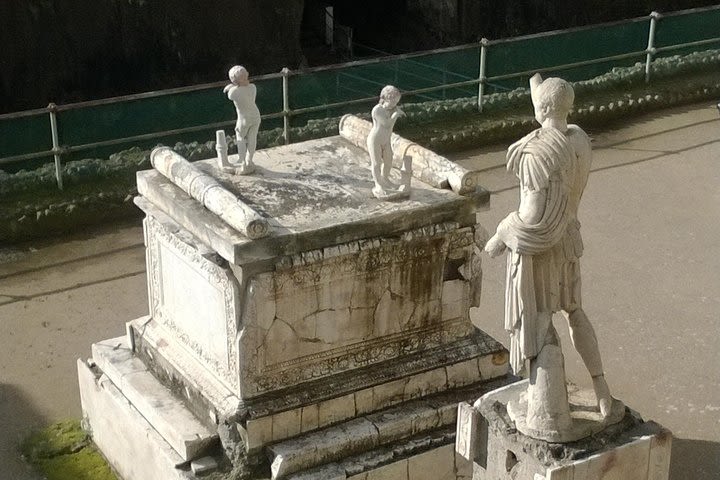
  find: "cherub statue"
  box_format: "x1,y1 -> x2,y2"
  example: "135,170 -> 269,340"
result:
484,74 -> 615,439
367,85 -> 407,199
221,65 -> 261,174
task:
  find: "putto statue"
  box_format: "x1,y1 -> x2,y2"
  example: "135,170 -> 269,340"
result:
220,65 -> 261,174
367,85 -> 408,199
484,74 -> 615,440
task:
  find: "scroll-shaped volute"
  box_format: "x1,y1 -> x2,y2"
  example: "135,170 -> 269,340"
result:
338,114 -> 480,195
150,147 -> 270,239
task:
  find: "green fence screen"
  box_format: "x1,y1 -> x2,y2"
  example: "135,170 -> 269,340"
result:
1,5 -> 719,174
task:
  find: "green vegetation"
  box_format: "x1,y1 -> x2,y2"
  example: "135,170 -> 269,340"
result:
20,420 -> 118,480
1,49 -> 719,244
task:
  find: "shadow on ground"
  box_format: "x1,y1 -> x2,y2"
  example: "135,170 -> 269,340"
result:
0,384 -> 45,479
670,438 -> 720,480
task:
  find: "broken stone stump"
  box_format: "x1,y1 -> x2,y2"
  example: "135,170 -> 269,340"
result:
456,381 -> 672,480
78,130 -> 514,479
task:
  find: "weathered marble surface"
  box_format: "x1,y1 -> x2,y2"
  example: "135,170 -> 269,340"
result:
150,146 -> 268,239
455,380 -> 672,480
78,360 -> 196,480
135,200 -> 490,400
339,115 -> 482,196
82,126 -> 502,480
484,74 -> 613,440
137,136 -> 486,265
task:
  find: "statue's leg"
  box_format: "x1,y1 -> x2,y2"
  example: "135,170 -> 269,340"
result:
368,142 -> 385,195
563,307 -> 612,416
235,127 -> 247,165
526,315 -> 572,434
381,144 -> 394,186
245,121 -> 260,167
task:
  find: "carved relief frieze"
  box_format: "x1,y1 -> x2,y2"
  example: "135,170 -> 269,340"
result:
145,215 -> 240,391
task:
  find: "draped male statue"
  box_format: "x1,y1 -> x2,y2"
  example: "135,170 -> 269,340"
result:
484,74 -> 614,438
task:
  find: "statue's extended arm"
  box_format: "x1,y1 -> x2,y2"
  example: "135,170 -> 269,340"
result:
484,153 -> 548,257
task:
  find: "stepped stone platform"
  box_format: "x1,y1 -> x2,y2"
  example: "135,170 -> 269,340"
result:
78,125 -> 511,479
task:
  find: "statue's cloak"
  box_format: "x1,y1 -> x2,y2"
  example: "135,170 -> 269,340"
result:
496,127 -> 577,374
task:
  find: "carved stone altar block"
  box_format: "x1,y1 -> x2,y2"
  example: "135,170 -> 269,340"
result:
79,130 -> 510,480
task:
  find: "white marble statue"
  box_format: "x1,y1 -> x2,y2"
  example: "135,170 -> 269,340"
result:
222,65 -> 261,174
484,74 -> 614,438
367,85 -> 407,199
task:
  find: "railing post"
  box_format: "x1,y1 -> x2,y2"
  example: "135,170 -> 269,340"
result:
645,11 -> 661,83
477,38 -> 489,112
281,68 -> 291,145
47,103 -> 63,190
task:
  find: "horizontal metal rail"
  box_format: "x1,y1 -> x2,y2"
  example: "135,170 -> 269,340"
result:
0,150 -> 56,165
2,7 -> 720,175
0,107 -> 49,121
1,4 -> 719,118
0,112 -> 286,165
486,50 -> 648,82
655,37 -> 720,54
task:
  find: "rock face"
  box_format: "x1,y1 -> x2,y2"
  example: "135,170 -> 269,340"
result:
0,0 -> 304,112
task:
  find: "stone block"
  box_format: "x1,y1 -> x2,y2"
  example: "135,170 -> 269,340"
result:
372,378 -> 407,410
319,393 -> 357,428
77,360 -> 194,480
455,451 -> 473,479
463,382 -> 672,480
445,357 -> 481,388
273,408 -> 302,441
268,418 -> 379,479
408,443 -> 456,480
286,464 -> 346,480
243,415 -> 273,452
90,337 -> 217,462
546,436 -> 654,480
404,367 -> 448,400
365,459 -> 409,480
477,351 -> 509,380
648,428 -> 672,480
354,388 -> 374,416
300,404 -> 320,433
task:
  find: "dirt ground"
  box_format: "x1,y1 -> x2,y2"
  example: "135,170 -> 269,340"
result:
1,102 -> 718,479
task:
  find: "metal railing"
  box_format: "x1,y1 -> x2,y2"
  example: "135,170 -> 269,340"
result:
1,5 -> 719,190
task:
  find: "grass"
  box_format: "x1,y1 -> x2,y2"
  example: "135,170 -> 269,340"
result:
20,420 -> 118,480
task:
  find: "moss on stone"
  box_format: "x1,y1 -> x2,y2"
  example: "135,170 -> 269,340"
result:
21,420 -> 118,480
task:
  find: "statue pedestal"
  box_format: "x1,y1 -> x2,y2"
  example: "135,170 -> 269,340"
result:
77,133 -> 513,479
456,380 -> 672,480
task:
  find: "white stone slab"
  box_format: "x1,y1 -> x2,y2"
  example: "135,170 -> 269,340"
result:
269,418 -> 379,479
91,336 -> 217,461
77,359 -> 195,480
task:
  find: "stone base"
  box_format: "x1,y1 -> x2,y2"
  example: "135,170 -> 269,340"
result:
455,380 -> 672,480
505,380 -> 626,443
78,358 -> 198,480
79,332 -> 514,480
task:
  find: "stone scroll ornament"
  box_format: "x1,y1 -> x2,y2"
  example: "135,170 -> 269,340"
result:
483,74 -> 623,442
217,65 -> 261,175
339,115 -> 481,197
150,147 -> 269,239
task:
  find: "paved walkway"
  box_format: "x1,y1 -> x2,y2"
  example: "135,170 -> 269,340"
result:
1,103 -> 718,479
